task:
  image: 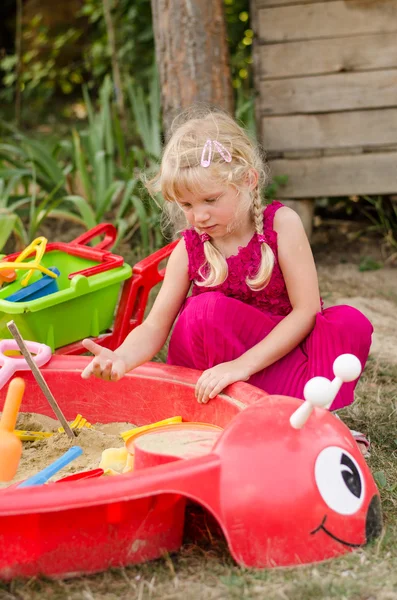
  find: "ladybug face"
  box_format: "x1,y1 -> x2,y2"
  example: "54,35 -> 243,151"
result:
311,446 -> 381,550
216,395 -> 382,568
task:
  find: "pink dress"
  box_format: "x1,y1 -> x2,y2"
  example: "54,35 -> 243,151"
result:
167,201 -> 373,410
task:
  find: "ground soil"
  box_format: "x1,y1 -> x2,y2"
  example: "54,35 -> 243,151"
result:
311,219 -> 397,365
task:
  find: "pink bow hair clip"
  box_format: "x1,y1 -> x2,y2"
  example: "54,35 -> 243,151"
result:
257,234 -> 266,244
201,139 -> 232,168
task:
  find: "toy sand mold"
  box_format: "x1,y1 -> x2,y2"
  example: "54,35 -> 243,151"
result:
0,355 -> 382,579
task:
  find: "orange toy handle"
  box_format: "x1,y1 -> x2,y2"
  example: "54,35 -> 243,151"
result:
0,378 -> 25,433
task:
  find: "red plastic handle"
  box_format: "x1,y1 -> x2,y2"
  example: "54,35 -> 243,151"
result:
70,224 -> 117,251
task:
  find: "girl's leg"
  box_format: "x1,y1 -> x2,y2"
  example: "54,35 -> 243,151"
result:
302,305 -> 373,410
250,304 -> 373,407
167,292 -> 281,370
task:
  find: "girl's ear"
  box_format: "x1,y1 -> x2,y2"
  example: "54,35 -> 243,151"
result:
245,169 -> 259,190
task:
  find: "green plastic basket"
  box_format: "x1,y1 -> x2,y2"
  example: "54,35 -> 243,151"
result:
0,250 -> 132,351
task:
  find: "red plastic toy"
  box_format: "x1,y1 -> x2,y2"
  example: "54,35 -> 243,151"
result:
54,238 -> 178,355
1,224 -> 177,356
0,355 -> 382,579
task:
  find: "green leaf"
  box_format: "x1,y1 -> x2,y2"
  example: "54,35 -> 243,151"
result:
130,193 -> 149,251
62,195 -> 97,229
42,209 -> 89,228
374,471 -> 387,488
72,130 -> 93,206
0,212 -> 17,251
96,181 -> 124,221
359,257 -> 382,272
115,178 -> 138,220
21,138 -> 66,186
0,168 -> 31,179
126,69 -> 161,159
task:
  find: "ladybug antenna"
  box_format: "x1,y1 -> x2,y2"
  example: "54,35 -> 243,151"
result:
290,354 -> 362,429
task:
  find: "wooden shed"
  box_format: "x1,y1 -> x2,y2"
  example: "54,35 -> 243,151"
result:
251,0 -> 397,218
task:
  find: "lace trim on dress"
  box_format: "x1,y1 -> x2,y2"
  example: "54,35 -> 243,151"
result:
182,201 -> 293,316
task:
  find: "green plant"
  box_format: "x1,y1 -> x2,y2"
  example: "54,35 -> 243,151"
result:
224,0 -> 253,92
0,66 -> 164,253
265,174 -> 288,201
235,86 -> 256,138
358,195 -> 397,251
126,66 -> 162,160
0,14 -> 84,104
0,131 -> 71,196
358,256 -> 382,272
0,135 -> 74,249
0,0 -> 154,114
64,76 -> 162,252
0,175 -> 28,250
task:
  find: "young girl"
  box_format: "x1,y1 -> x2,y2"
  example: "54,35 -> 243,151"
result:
81,108 -> 373,449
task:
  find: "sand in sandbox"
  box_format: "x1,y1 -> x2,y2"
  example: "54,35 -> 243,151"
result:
0,412 -> 136,488
134,428 -> 221,460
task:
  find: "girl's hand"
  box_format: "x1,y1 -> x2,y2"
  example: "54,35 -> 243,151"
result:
81,339 -> 128,382
195,360 -> 251,404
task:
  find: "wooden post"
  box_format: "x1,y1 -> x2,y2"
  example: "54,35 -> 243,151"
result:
150,0 -> 234,136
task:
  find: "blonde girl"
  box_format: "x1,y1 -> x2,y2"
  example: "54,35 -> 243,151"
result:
81,108 -> 373,451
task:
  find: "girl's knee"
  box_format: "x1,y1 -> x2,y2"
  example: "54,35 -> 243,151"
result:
324,305 -> 373,339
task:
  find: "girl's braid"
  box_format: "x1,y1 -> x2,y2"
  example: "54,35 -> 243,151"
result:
252,186 -> 264,235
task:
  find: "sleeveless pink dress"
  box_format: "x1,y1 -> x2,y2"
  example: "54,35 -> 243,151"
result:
167,201 -> 373,410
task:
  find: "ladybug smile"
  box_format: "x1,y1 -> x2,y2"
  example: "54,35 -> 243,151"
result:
311,516 -> 362,548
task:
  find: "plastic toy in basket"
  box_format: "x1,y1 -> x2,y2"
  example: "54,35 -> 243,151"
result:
0,224 -> 132,351
5,267 -> 60,302
0,268 -> 16,286
0,237 -> 57,288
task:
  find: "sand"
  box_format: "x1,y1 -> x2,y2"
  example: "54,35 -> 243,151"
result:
0,413 -> 136,488
135,428 -> 221,460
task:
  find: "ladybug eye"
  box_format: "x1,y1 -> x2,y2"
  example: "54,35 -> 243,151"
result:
315,447 -> 365,515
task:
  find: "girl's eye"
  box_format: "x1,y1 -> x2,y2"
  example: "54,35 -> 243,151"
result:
205,198 -> 217,204
180,203 -> 191,210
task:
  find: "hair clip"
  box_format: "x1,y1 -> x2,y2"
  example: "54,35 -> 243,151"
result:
200,139 -> 232,168
213,140 -> 232,163
199,232 -> 211,243
200,139 -> 213,168
257,233 -> 266,244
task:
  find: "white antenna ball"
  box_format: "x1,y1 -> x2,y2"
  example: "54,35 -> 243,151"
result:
333,354 -> 362,382
304,376 -> 334,407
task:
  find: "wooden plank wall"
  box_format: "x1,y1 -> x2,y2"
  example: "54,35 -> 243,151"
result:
252,0 -> 397,197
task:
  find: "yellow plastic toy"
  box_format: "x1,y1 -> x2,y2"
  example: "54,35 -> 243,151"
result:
120,416 -> 183,442
99,447 -> 130,475
0,237 -> 58,288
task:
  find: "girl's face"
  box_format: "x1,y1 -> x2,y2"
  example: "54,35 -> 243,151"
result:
176,183 -> 252,239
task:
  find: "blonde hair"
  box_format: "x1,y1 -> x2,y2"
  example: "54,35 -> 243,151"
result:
146,107 -> 274,290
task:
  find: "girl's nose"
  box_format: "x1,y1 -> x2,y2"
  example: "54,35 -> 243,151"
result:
194,206 -> 210,224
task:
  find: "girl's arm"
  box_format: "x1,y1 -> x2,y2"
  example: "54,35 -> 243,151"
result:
196,206 -> 321,402
81,239 -> 190,380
